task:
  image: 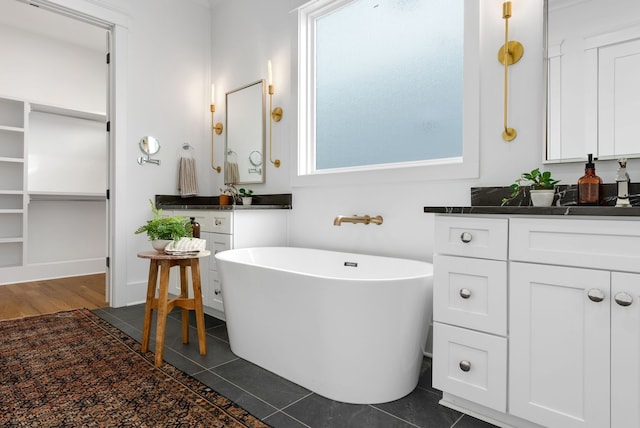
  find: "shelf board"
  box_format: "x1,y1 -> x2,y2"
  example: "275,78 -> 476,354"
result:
0,237 -> 24,244
0,125 -> 24,133
0,209 -> 23,214
28,192 -> 106,201
0,157 -> 24,163
30,103 -> 106,123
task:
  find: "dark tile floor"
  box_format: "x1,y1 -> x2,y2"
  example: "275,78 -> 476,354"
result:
93,305 -> 498,428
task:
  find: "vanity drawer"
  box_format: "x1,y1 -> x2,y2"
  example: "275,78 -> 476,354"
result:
204,211 -> 233,234
435,216 -> 508,261
509,217 -> 640,273
434,255 -> 507,336
432,322 -> 507,412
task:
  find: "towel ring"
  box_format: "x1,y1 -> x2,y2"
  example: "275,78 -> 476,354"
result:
179,143 -> 195,159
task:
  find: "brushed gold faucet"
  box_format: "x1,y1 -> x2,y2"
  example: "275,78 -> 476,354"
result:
333,215 -> 383,226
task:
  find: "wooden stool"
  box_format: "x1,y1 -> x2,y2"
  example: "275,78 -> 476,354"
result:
137,250 -> 211,367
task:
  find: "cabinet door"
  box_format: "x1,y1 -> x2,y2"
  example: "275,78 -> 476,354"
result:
202,231 -> 231,312
509,262 -> 610,428
611,272 -> 640,428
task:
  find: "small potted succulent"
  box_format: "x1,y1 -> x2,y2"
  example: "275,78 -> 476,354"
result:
502,168 -> 560,207
239,188 -> 254,205
134,199 -> 192,251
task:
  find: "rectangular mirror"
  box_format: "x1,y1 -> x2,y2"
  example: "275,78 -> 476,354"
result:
225,80 -> 265,184
546,0 -> 640,163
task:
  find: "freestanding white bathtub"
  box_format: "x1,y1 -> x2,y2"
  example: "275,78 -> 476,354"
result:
215,247 -> 433,404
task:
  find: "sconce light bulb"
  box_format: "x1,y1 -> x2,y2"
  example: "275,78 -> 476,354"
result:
211,84 -> 215,105
268,60 -> 273,86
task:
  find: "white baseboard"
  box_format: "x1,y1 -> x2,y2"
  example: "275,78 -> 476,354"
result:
0,258 -> 105,285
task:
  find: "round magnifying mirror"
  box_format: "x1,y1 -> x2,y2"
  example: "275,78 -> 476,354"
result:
249,150 -> 263,167
139,136 -> 160,155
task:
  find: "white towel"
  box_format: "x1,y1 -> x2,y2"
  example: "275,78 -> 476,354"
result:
178,157 -> 198,196
224,161 -> 240,185
164,237 -> 206,254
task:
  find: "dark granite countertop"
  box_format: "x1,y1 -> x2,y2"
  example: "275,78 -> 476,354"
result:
424,183 -> 640,217
424,205 -> 640,217
155,194 -> 292,210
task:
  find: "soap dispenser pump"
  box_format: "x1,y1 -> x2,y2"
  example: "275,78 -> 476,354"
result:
578,153 -> 602,205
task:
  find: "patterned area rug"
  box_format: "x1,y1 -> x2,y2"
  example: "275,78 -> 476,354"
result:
0,309 -> 271,427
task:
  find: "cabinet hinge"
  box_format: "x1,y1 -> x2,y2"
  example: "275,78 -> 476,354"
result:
106,52 -> 110,64
106,256 -> 110,268
106,189 -> 110,200
106,121 -> 110,132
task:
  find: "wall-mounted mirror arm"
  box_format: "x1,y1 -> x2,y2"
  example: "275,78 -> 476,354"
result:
137,136 -> 161,166
498,1 -> 524,142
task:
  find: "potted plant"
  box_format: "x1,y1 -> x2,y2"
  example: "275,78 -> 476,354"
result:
502,168 -> 560,207
239,188 -> 254,205
135,199 -> 193,251
219,186 -> 236,206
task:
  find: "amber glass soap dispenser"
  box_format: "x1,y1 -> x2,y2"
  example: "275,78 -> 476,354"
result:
578,153 -> 602,205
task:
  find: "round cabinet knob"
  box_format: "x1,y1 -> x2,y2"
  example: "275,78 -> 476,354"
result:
459,288 -> 472,299
614,292 -> 633,307
460,232 -> 473,243
459,360 -> 471,372
587,288 -> 605,303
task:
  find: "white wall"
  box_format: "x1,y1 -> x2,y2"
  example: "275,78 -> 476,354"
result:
210,0 -> 545,262
10,0 -> 637,304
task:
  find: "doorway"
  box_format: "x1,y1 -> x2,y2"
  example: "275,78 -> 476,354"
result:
0,0 -> 125,305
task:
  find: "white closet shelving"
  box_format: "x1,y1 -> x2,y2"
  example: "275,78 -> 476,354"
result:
0,95 -> 107,282
0,97 -> 27,268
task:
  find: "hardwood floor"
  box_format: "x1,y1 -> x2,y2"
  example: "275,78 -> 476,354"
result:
0,273 -> 108,320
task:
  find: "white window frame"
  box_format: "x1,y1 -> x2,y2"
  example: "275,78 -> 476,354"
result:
295,0 -> 479,186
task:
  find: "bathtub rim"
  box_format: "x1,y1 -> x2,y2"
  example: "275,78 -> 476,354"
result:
214,246 -> 434,282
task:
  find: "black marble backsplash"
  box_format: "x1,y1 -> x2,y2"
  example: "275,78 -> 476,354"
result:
472,183 -> 640,207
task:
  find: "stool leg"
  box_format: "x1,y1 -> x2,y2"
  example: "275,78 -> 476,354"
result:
179,264 -> 189,344
191,258 -> 207,355
141,259 -> 159,353
154,260 -> 171,367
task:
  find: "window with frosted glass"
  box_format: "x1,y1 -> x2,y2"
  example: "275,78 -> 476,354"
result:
314,0 -> 464,170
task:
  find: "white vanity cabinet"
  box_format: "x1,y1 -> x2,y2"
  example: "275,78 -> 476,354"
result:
433,214 -> 640,428
509,218 -> 640,428
168,208 -> 288,319
432,216 -> 509,412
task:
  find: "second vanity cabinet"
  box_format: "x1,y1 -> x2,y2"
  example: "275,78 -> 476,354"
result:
433,214 -> 640,428
163,208 -> 288,319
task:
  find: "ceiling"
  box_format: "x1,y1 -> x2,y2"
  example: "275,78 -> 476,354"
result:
0,0 -> 105,51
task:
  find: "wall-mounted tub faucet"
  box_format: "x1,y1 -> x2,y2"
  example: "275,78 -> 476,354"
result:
333,215 -> 383,226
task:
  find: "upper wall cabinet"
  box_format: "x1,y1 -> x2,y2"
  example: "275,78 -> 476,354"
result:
546,0 -> 640,162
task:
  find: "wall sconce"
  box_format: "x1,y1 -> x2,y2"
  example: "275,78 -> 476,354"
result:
210,84 -> 224,173
268,60 -> 282,168
498,1 -> 524,142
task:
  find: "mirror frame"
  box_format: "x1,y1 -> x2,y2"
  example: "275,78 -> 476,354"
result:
225,79 -> 266,185
544,0 -> 640,164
